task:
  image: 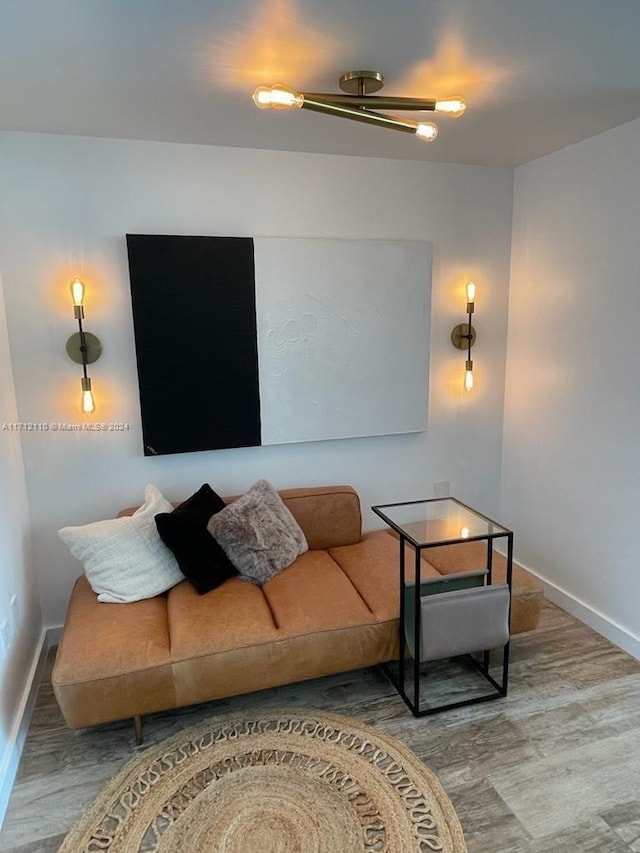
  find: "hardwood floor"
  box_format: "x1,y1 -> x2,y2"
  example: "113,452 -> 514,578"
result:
1,600 -> 640,852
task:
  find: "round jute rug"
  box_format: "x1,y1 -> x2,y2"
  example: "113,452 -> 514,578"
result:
59,709 -> 467,852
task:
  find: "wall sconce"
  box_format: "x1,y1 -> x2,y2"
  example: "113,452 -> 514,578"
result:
451,282 -> 477,391
65,278 -> 102,413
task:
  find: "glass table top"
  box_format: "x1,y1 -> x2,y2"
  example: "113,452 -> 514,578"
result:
371,497 -> 510,547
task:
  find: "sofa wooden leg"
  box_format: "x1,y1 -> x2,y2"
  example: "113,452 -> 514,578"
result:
133,715 -> 143,745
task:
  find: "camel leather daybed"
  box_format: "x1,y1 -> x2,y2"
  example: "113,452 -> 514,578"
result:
52,485 -> 542,740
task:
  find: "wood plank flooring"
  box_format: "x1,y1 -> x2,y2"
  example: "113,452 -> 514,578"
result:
1,600 -> 640,852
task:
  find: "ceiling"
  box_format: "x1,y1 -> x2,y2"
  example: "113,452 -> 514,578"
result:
2,0 -> 640,167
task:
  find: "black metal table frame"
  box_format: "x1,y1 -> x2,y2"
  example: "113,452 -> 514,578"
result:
372,497 -> 514,717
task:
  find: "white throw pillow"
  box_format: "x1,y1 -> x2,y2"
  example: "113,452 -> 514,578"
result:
58,484 -> 184,603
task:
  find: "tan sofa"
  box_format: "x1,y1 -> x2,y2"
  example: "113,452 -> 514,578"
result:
52,485 -> 543,737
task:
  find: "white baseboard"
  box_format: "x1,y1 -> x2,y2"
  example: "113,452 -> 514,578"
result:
0,628 -> 50,830
522,563 -> 640,661
46,624 -> 63,647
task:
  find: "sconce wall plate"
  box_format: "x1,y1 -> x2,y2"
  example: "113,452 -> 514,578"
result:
451,323 -> 477,351
65,331 -> 102,365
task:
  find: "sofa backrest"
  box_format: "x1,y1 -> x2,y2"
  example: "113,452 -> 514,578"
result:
273,485 -> 362,550
118,484 -> 362,550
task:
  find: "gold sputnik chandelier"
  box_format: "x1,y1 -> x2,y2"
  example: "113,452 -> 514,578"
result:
252,70 -> 466,143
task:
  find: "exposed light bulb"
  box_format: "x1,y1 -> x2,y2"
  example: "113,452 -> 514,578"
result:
464,369 -> 474,392
82,390 -> 95,414
252,84 -> 304,110
81,377 -> 95,413
466,281 -> 476,302
460,526 -> 471,539
70,278 -> 85,307
252,86 -> 272,108
435,97 -> 467,117
415,122 -> 438,142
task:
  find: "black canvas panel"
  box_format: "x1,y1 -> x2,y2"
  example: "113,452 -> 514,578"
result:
126,234 -> 261,455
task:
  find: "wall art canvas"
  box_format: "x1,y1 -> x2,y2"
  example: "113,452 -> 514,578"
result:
126,234 -> 431,455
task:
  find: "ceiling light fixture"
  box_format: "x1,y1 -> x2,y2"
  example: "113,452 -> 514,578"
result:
252,70 -> 466,143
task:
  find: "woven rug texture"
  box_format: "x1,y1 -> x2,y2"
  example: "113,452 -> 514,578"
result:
59,708 -> 467,852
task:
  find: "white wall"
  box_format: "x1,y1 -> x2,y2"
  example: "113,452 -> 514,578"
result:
503,118 -> 640,657
0,271 -> 42,820
0,132 -> 514,628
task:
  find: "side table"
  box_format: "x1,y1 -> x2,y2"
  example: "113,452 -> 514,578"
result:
372,497 -> 513,716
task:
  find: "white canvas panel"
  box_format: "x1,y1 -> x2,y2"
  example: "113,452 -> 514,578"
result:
254,238 -> 431,445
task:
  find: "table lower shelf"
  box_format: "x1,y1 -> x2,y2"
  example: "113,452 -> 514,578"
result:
383,649 -> 508,717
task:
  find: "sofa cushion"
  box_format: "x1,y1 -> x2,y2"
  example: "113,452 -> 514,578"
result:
58,484 -> 183,603
167,576 -> 280,660
51,575 -> 176,727
155,484 -> 237,595
208,479 -> 308,584
262,550 -> 375,634
425,539 -> 540,589
53,575 -> 172,681
329,530 -> 442,621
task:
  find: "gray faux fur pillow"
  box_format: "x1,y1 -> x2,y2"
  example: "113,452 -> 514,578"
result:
207,479 -> 308,584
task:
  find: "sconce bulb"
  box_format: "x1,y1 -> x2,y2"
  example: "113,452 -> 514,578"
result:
460,526 -> 471,539
464,369 -> 474,392
81,377 -> 95,413
70,278 -> 85,307
435,97 -> 467,118
415,122 -> 438,142
252,84 -> 304,110
81,390 -> 95,414
466,281 -> 476,303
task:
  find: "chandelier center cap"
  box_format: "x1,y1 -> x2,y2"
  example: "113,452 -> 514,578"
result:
338,70 -> 385,95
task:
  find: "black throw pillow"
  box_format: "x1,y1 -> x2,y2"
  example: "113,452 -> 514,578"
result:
155,484 -> 238,594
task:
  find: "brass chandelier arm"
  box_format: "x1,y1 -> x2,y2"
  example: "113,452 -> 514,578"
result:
302,93 -> 437,111
300,96 -> 419,133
